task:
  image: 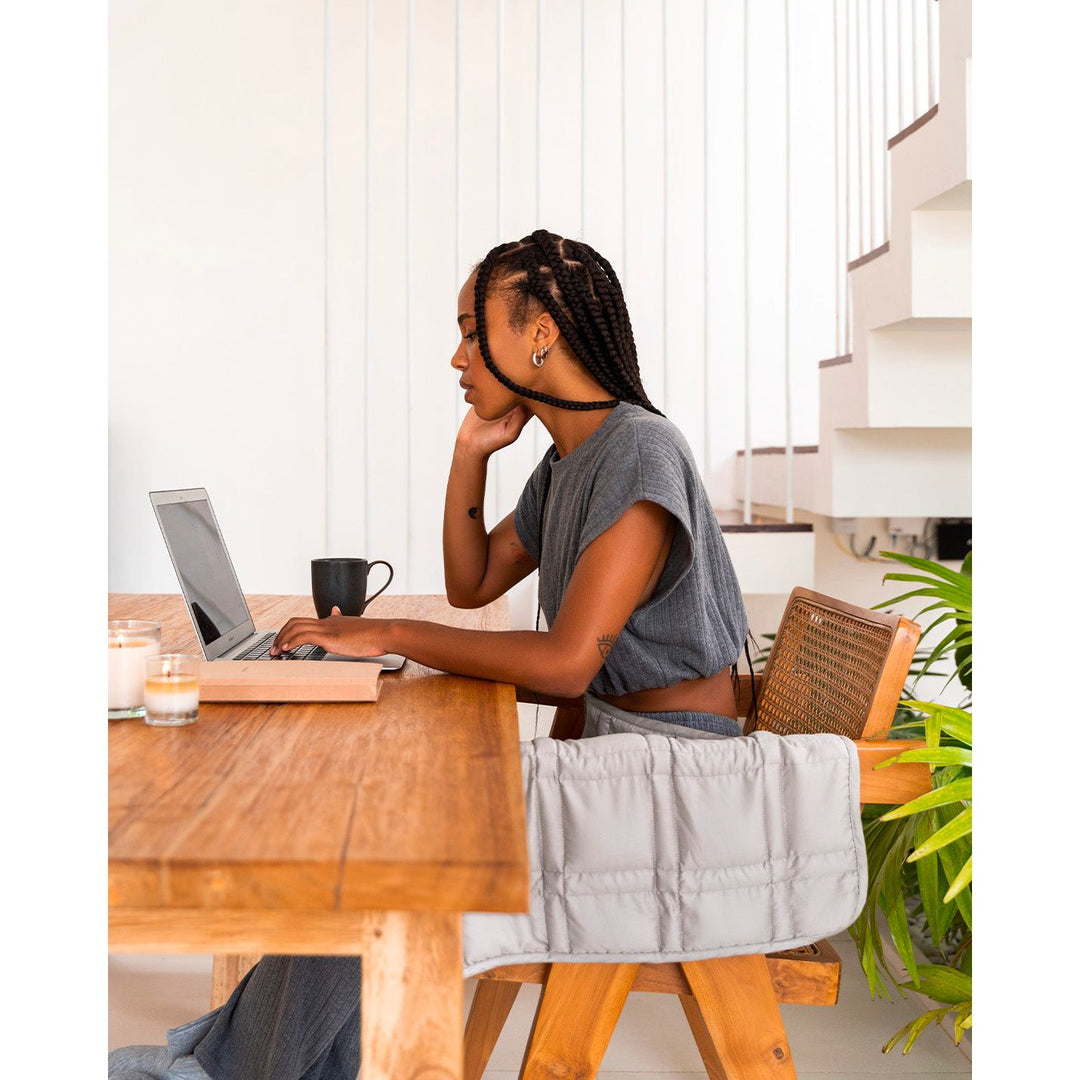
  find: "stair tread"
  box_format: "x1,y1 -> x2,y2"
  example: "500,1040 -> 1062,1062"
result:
714,511 -> 812,534
736,445 -> 818,456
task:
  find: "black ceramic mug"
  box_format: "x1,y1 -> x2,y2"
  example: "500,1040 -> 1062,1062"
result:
311,557 -> 394,619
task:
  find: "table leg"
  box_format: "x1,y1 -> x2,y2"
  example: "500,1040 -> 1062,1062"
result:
210,953 -> 262,1008
360,910 -> 463,1080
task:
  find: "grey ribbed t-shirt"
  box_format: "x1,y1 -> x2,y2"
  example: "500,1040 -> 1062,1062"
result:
513,401 -> 748,696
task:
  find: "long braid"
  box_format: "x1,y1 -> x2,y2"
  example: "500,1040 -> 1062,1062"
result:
560,241 -> 628,396
554,234 -> 656,412
580,246 -> 637,370
570,240 -> 649,407
474,228 -> 661,415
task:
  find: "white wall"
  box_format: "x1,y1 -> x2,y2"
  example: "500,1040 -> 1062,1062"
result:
109,0 -> 327,595
110,0 -> 863,613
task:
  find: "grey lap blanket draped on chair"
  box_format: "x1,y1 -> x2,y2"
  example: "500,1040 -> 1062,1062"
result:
463,694 -> 867,976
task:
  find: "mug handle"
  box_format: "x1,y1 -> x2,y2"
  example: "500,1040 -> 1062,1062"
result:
364,560 -> 394,609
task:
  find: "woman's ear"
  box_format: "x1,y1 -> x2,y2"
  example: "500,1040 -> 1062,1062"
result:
533,310 -> 560,350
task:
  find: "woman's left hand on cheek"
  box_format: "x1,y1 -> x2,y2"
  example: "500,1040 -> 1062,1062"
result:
270,606 -> 389,657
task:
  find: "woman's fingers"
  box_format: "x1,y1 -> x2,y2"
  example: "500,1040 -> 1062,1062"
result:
271,617 -> 323,654
457,404 -> 533,456
500,405 -> 530,441
508,405 -> 531,432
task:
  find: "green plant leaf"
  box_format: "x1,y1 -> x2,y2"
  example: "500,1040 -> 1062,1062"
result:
875,747 -> 972,769
914,611 -> 968,642
923,708 -> 942,749
874,816 -> 921,983
915,605 -> 971,629
878,572 -> 971,600
935,821 -> 972,930
882,1007 -> 951,1055
903,701 -> 971,720
936,764 -> 964,786
954,1010 -> 971,1043
908,806 -> 972,861
904,701 -> 972,746
876,587 -> 959,611
887,718 -> 933,734
914,815 -> 951,945
864,547 -> 974,1037
879,777 -> 972,820
875,579 -> 972,612
922,621 -> 973,655
957,653 -> 973,692
898,964 -> 972,1005
880,550 -> 973,589
852,815 -> 921,999
901,1010 -> 951,1055
919,625 -> 973,673
911,601 -> 960,619
942,854 -> 973,903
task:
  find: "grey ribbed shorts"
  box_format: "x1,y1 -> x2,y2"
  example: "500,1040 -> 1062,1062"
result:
582,691 -> 742,739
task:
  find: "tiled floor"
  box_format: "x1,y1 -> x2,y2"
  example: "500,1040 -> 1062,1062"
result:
110,932 -> 970,1078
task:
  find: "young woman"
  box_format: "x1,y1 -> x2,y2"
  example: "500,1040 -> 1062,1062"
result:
109,229 -> 749,1080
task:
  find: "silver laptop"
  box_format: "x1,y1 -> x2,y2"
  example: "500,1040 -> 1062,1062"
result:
149,487 -> 405,670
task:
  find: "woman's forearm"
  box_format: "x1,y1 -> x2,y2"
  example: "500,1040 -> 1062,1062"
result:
384,618 -> 591,699
442,443 -> 491,606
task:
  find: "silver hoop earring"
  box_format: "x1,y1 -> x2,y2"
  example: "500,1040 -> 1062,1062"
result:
532,346 -> 550,368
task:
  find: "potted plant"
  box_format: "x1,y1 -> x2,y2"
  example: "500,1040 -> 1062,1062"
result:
849,550 -> 972,1052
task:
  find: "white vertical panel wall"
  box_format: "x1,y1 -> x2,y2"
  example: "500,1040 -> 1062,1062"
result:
622,0 -> 666,420
110,0 -> 888,615
409,0 -> 460,598
326,0 -> 369,559
109,0 -> 327,596
536,0 -> 583,475
664,0 -> 707,472
494,0 -> 542,629
363,1 -> 411,586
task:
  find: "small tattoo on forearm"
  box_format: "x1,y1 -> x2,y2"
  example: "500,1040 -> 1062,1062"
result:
597,635 -> 616,661
468,506 -> 479,519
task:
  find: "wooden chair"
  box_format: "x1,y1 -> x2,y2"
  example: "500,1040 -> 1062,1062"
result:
467,586 -> 929,1080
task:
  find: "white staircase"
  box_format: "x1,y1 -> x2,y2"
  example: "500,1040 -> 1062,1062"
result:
737,0 -> 971,524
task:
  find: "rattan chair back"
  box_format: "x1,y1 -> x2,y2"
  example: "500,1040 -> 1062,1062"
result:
745,587 -> 920,740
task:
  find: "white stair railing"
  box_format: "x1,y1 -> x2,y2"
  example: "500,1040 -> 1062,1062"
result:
745,0 -> 939,524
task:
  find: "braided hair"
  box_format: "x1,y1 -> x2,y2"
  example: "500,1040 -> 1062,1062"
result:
471,229 -> 662,415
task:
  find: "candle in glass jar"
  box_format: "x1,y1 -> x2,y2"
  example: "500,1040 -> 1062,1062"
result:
145,673 -> 200,716
108,621 -> 162,719
144,654 -> 201,726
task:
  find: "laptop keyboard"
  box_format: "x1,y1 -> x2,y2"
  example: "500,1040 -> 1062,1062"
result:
234,633 -> 327,662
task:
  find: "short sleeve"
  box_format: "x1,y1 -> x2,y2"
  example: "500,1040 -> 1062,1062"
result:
576,424 -> 697,607
513,447 -> 556,564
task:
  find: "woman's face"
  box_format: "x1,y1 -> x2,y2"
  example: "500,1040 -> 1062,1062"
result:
451,270 -> 532,421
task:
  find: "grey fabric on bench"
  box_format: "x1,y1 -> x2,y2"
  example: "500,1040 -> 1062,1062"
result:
463,696 -> 866,977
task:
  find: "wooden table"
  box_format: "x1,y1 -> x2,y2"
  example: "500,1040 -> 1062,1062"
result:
109,593 -> 529,1079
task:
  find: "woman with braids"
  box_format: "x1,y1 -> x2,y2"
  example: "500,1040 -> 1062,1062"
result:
109,230 -> 749,1080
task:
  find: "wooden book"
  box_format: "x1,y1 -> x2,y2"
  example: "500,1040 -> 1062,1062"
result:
198,660 -> 381,702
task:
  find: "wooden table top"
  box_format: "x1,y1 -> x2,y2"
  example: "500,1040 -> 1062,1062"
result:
108,593 -> 529,917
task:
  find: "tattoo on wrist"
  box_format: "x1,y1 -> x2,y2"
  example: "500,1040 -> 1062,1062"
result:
597,634 -> 616,661
468,507 -> 479,519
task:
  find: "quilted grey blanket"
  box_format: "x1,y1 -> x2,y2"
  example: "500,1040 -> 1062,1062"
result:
463,695 -> 866,976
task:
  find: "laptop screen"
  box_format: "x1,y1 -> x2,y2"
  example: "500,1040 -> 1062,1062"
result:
151,491 -> 252,655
